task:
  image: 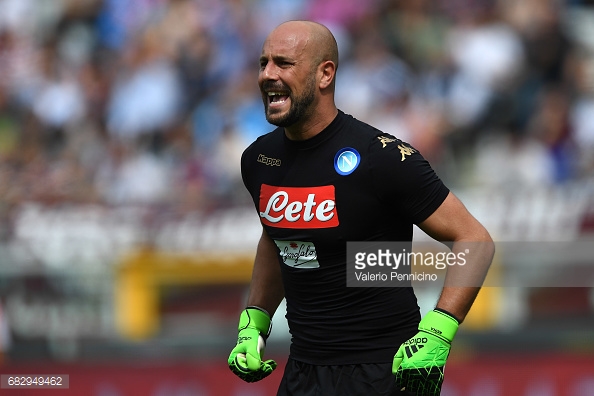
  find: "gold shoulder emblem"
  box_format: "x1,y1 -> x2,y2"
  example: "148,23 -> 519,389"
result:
397,144 -> 416,161
377,136 -> 397,148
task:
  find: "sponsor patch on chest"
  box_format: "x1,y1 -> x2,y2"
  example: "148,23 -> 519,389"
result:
274,240 -> 319,268
259,184 -> 339,228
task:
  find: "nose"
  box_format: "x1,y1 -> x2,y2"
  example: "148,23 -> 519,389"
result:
260,61 -> 278,82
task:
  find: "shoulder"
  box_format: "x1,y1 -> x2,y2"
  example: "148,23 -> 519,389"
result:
369,132 -> 419,163
352,120 -> 436,185
240,127 -> 284,188
342,113 -> 416,162
242,127 -> 283,159
340,112 -> 382,137
340,112 -> 404,143
333,113 -> 424,173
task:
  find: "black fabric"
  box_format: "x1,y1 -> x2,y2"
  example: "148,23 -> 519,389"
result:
277,358 -> 416,396
241,110 -> 450,365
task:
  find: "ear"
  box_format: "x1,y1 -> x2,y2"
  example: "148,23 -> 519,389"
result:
318,60 -> 336,89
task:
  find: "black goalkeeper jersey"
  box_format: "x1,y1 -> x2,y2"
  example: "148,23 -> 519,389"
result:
240,110 -> 450,365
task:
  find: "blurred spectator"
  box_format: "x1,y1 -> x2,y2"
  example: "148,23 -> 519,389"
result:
0,0 -> 591,214
379,0 -> 452,70
473,130 -> 556,189
526,85 -> 578,183
32,57 -> 87,132
94,141 -> 173,205
306,0 -> 378,30
0,30 -> 44,109
96,0 -> 167,50
0,300 -> 11,363
444,1 -> 525,130
106,27 -> 182,141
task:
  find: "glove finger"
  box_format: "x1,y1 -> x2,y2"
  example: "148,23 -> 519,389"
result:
228,343 -> 247,366
425,366 -> 445,395
229,358 -> 255,383
233,353 -> 249,372
238,363 -> 275,383
246,351 -> 263,371
392,347 -> 404,374
261,359 -> 277,373
252,369 -> 272,382
401,366 -> 443,396
395,367 -> 409,391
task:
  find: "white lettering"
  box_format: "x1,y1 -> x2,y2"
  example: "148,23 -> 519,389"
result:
260,192 -> 336,223
341,155 -> 353,168
355,272 -> 387,281
260,191 -> 288,222
302,194 -> 316,221
285,201 -> 303,222
392,251 -> 403,269
378,249 -> 391,266
355,252 -> 366,270
316,200 -> 335,221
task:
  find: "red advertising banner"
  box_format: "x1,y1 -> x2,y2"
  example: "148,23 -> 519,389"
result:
0,353 -> 593,395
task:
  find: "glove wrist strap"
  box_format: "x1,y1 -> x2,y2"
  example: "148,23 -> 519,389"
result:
238,306 -> 272,337
433,307 -> 460,324
419,309 -> 459,343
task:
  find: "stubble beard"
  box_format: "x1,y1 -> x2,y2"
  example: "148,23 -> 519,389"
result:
264,74 -> 316,128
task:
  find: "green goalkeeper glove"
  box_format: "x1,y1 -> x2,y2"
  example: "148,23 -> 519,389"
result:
228,306 -> 277,383
392,309 -> 459,395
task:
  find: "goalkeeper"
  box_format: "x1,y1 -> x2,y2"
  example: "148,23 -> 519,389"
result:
229,20 -> 495,395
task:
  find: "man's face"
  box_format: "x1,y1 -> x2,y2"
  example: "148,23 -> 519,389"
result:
258,28 -> 318,127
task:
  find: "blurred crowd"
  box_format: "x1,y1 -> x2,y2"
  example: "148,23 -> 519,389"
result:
1,0 -> 594,215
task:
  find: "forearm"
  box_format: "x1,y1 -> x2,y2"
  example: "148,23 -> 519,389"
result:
436,237 -> 495,323
435,287 -> 480,323
395,192 -> 494,394
228,230 -> 281,383
246,228 -> 285,316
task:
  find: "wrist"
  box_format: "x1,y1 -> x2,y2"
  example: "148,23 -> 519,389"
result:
433,307 -> 461,324
239,306 -> 272,338
419,309 -> 459,343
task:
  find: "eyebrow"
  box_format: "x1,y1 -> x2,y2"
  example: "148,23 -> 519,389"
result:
259,54 -> 295,64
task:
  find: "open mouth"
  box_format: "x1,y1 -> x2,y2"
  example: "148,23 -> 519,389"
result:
267,92 -> 290,107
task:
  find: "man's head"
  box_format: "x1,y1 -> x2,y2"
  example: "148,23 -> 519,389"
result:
258,20 -> 339,131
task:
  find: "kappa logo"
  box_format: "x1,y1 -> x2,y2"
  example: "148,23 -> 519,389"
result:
377,136 -> 417,161
258,154 -> 281,166
398,144 -> 416,161
334,147 -> 360,176
259,184 -> 339,229
378,136 -> 397,148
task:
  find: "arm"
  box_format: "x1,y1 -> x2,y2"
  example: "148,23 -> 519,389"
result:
228,227 -> 284,382
392,192 -> 495,394
246,227 -> 285,316
417,191 -> 495,323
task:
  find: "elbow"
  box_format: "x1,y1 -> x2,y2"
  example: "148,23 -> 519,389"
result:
486,238 -> 496,262
480,228 -> 496,261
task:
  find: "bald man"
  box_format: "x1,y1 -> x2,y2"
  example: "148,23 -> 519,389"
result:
228,20 -> 494,395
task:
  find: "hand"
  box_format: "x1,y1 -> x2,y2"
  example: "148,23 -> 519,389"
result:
392,309 -> 459,395
228,307 -> 277,383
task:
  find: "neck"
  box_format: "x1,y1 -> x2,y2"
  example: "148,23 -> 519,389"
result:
284,106 -> 338,141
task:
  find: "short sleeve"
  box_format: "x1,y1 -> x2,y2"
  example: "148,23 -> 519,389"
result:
369,134 -> 449,224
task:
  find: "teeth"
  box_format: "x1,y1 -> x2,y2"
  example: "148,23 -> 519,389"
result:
268,92 -> 286,96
